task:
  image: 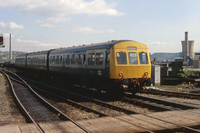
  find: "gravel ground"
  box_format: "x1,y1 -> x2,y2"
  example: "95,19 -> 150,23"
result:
141,85 -> 200,106
1,70 -> 199,124
0,72 -> 25,123
108,101 -> 154,114
153,85 -> 200,94
45,98 -> 100,121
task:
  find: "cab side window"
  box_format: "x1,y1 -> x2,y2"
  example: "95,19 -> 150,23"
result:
116,52 -> 127,64
139,52 -> 148,64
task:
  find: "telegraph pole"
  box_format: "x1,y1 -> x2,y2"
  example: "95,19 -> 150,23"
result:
9,33 -> 12,62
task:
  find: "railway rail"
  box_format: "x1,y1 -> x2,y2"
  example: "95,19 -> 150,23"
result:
2,68 -> 200,132
19,77 -> 139,116
140,88 -> 200,99
1,69 -> 90,133
125,94 -> 200,111
14,76 -> 200,132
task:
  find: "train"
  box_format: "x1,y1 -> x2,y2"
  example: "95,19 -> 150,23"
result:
15,40 -> 151,96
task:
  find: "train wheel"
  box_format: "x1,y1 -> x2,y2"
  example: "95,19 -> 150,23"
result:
107,86 -> 125,99
130,83 -> 140,95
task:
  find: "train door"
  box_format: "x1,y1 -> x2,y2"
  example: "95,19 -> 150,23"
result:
105,51 -> 110,78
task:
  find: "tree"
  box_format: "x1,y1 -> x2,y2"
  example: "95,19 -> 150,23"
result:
178,66 -> 198,78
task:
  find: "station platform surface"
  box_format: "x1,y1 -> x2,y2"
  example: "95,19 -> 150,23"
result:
1,109 -> 200,133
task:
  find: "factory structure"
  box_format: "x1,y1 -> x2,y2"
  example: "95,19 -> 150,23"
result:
181,32 -> 194,64
181,31 -> 200,68
151,31 -> 200,86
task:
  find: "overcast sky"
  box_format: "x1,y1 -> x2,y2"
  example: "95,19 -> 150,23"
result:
0,0 -> 200,53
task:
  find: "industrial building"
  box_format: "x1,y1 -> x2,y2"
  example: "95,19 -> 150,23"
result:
181,32 -> 194,65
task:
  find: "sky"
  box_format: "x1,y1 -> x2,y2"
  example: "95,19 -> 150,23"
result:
0,0 -> 200,54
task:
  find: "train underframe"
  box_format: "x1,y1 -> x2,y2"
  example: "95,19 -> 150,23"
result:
59,73 -> 150,97
18,68 -> 150,97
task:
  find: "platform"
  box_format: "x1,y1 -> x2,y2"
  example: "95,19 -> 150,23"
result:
0,109 -> 200,133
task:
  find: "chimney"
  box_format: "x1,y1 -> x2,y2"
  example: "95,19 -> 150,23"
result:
185,31 -> 188,42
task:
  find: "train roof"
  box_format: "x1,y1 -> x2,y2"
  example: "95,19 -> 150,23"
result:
16,40 -> 144,58
16,53 -> 28,58
26,50 -> 49,56
50,40 -> 134,54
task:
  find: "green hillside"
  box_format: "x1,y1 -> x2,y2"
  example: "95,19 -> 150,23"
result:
151,52 -> 181,61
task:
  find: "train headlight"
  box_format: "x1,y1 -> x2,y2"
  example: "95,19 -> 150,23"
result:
119,72 -> 123,77
144,72 -> 148,76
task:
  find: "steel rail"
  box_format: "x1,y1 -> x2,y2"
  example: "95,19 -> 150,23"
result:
4,69 -> 91,133
0,70 -> 44,133
5,68 -> 200,132
140,89 -> 200,99
135,94 -> 200,109
17,76 -> 139,114
31,85 -> 108,117
123,97 -> 200,118
22,76 -> 200,132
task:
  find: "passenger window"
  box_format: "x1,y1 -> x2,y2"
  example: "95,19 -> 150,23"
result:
83,54 -> 86,64
56,56 -> 59,64
60,56 -> 62,64
88,53 -> 95,65
71,54 -> 75,64
116,52 -> 127,64
129,52 -> 138,64
50,56 -> 52,64
96,53 -> 104,65
106,53 -> 110,66
53,56 -> 55,64
77,54 -> 83,64
44,57 -> 45,63
63,55 -> 66,64
66,55 -> 70,64
139,52 -> 148,64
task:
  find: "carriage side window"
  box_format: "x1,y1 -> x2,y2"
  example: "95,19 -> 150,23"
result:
50,56 -> 52,64
40,57 -> 42,63
96,53 -> 104,65
39,57 -> 41,63
60,56 -> 62,64
43,57 -> 45,63
88,53 -> 95,65
71,54 -> 75,64
106,53 -> 110,66
63,55 -> 66,64
83,54 -> 86,64
53,56 -> 55,64
139,52 -> 148,64
66,55 -> 70,64
56,55 -> 59,64
116,52 -> 127,64
77,54 -> 83,64
129,52 -> 138,64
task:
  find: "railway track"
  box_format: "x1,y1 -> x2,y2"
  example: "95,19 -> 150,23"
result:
14,77 -> 200,132
3,68 -> 200,132
123,94 -> 200,112
1,69 -> 90,133
140,88 -> 200,99
19,77 -> 139,116
11,69 -> 198,114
